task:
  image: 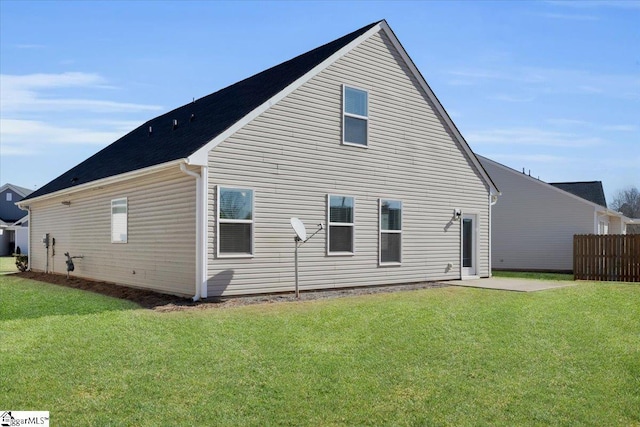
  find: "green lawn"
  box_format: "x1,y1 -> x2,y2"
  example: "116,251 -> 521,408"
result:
0,256 -> 18,274
493,270 -> 574,281
1,275 -> 639,426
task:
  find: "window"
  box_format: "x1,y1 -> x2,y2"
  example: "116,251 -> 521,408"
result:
328,195 -> 355,254
380,199 -> 402,264
343,86 -> 368,146
111,198 -> 128,243
218,187 -> 254,256
6,192 -> 12,202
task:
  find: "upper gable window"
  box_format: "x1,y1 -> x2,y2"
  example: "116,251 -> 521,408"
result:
6,192 -> 12,202
343,86 -> 368,147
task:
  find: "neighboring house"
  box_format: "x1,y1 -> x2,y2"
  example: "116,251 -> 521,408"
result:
18,21 -> 498,298
0,183 -> 33,256
478,155 -> 634,272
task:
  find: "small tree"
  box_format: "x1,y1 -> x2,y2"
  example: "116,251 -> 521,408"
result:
611,186 -> 640,234
610,186 -> 640,218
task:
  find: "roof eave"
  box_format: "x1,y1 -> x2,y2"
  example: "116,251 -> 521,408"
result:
18,159 -> 186,207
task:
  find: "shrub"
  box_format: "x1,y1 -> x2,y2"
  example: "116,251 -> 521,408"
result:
15,254 -> 28,272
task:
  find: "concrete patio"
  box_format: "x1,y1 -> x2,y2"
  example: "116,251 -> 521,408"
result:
448,277 -> 578,292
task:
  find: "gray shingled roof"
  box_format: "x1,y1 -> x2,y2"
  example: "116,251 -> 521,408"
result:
550,181 -> 607,207
24,21 -> 380,201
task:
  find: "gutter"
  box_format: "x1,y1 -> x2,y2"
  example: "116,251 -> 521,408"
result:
17,159 -> 185,207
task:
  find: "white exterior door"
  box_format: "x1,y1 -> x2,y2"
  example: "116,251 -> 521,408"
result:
462,214 -> 477,277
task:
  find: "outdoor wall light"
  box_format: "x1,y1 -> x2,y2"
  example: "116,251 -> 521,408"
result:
453,208 -> 462,221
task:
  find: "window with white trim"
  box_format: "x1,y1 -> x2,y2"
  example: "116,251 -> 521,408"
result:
111,198 -> 128,243
380,199 -> 402,264
328,195 -> 355,254
343,86 -> 368,146
218,187 -> 254,256
6,192 -> 12,202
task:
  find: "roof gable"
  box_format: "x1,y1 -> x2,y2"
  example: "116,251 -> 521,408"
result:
549,181 -> 607,207
24,22 -> 380,201
24,20 -> 498,202
0,183 -> 33,198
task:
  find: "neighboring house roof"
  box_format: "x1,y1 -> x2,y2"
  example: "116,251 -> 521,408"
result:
549,181 -> 607,207
22,20 -> 498,203
0,183 -> 33,198
477,155 -> 632,223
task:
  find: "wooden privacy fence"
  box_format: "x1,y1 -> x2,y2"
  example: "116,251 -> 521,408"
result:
574,234 -> 640,282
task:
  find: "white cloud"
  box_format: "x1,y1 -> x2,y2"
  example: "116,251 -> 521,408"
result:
1,118 -> 132,149
545,0 -> 640,9
467,127 -> 604,148
487,94 -> 536,103
540,13 -> 598,21
547,118 -> 639,132
447,67 -> 640,99
0,72 -> 162,156
14,44 -> 46,49
602,124 -> 639,132
485,153 -> 566,164
0,72 -> 162,114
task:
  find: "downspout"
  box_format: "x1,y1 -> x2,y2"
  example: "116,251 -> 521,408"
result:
27,206 -> 32,271
489,194 -> 498,278
180,163 -> 203,301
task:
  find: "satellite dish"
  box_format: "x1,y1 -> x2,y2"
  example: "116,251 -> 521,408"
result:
290,217 -> 307,241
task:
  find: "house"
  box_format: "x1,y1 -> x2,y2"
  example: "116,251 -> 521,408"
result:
478,155 -> 634,272
18,20 -> 498,298
0,183 -> 33,256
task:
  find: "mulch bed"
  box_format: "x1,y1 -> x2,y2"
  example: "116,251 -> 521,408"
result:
15,271 -> 448,312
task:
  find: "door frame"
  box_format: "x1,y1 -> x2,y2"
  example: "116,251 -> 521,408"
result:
461,212 -> 479,278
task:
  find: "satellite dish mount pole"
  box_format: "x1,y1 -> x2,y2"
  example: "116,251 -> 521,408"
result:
294,235 -> 301,299
290,218 -> 323,299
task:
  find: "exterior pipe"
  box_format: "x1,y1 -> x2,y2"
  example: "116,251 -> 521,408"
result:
27,206 -> 32,271
180,163 -> 203,301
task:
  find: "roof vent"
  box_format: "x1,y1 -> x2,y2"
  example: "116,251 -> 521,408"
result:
190,113 -> 195,122
70,177 -> 78,184
148,126 -> 153,136
172,119 -> 178,130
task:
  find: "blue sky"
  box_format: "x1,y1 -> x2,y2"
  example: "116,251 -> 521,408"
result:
1,0 -> 638,204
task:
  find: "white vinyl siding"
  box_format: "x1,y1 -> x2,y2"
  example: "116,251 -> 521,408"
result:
206,29 -> 490,296
327,194 -> 355,255
111,198 -> 128,243
217,187 -> 254,257
479,156 -> 598,272
28,166 -> 197,296
343,85 -> 368,146
380,199 -> 401,265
